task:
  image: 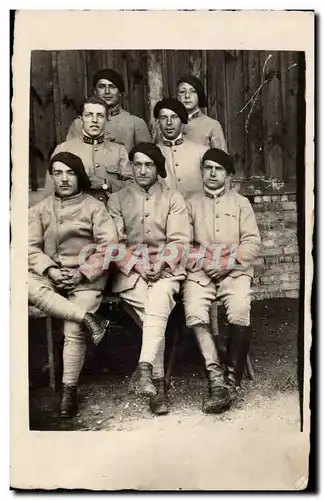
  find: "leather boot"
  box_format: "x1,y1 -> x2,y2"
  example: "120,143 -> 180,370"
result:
202,364 -> 232,414
226,324 -> 252,400
150,378 -> 169,415
83,313 -> 110,346
60,384 -> 78,419
129,362 -> 157,397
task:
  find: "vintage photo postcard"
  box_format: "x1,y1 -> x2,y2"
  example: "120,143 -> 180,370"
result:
11,9 -> 314,490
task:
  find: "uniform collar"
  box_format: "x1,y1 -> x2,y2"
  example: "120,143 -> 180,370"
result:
162,134 -> 184,147
204,185 -> 227,199
134,180 -> 161,196
53,191 -> 84,205
108,104 -> 121,117
188,109 -> 201,120
82,132 -> 104,145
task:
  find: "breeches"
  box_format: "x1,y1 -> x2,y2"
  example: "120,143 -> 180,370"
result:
120,276 -> 181,377
183,275 -> 252,327
29,272 -> 102,385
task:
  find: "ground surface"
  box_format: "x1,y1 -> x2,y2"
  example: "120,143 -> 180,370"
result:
29,298 -> 302,431
26,298 -> 309,490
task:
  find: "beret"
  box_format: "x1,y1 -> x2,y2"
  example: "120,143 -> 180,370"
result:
153,98 -> 188,124
92,68 -> 125,93
129,142 -> 167,178
202,148 -> 236,175
49,152 -> 92,190
177,74 -> 208,108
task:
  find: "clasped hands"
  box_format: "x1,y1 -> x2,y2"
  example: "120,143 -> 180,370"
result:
47,266 -> 83,292
134,261 -> 171,283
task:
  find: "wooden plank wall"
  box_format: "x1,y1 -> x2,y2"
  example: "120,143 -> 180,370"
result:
29,49 -> 300,190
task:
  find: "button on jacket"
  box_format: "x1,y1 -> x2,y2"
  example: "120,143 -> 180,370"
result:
157,137 -> 208,199
43,136 -> 133,201
184,110 -> 227,151
186,189 -> 261,286
29,192 -> 118,290
107,181 -> 191,293
66,107 -> 152,152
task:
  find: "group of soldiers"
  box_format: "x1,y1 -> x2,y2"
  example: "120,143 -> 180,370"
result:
29,68 -> 261,419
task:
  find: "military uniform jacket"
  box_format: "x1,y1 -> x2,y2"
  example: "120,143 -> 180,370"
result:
186,189 -> 261,286
152,110 -> 227,151
29,192 -> 118,291
183,110 -> 227,151
66,107 -> 152,152
157,137 -> 208,199
43,136 -> 133,202
107,182 -> 191,293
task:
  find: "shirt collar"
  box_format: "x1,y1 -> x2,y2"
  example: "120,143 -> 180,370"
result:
108,104 -> 121,117
188,109 -> 201,120
82,132 -> 104,145
162,133 -> 184,147
204,185 -> 227,199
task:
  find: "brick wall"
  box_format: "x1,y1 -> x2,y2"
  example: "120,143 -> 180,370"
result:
250,193 -> 300,300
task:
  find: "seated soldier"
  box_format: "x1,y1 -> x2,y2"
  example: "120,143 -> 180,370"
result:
43,96 -> 132,202
108,142 -> 190,415
182,148 -> 261,413
66,68 -> 152,152
28,152 -> 118,419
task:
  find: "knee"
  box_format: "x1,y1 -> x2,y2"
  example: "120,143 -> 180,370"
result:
28,279 -> 49,306
146,285 -> 177,317
183,297 -> 210,328
226,300 -> 251,326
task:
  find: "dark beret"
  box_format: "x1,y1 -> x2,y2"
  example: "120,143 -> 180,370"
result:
153,98 -> 188,124
177,74 -> 208,108
129,142 -> 167,178
92,68 -> 124,93
202,148 -> 236,175
49,152 -> 92,190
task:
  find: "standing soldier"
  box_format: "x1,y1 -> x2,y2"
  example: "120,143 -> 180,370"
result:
182,148 -> 261,412
28,152 -> 118,418
43,96 -> 132,202
176,74 -> 227,151
154,98 -> 208,199
108,142 -> 190,415
66,68 -> 152,152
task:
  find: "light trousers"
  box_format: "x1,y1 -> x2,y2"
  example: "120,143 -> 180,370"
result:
183,275 -> 252,328
120,276 -> 181,378
29,272 -> 102,386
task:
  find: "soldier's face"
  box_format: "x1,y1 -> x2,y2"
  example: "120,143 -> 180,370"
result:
177,82 -> 199,113
158,108 -> 183,140
132,152 -> 158,189
81,103 -> 107,137
94,78 -> 120,108
51,162 -> 79,198
202,160 -> 228,190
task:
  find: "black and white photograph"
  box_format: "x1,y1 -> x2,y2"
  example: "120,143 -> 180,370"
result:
11,10 -> 313,491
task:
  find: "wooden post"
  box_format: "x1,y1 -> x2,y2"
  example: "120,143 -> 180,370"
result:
146,50 -> 163,140
46,317 -> 57,394
51,51 -> 63,144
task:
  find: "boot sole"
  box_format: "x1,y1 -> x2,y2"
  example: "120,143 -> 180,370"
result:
129,383 -> 157,398
151,406 -> 169,415
202,397 -> 232,414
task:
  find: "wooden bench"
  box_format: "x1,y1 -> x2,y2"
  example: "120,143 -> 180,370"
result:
29,295 -> 254,394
